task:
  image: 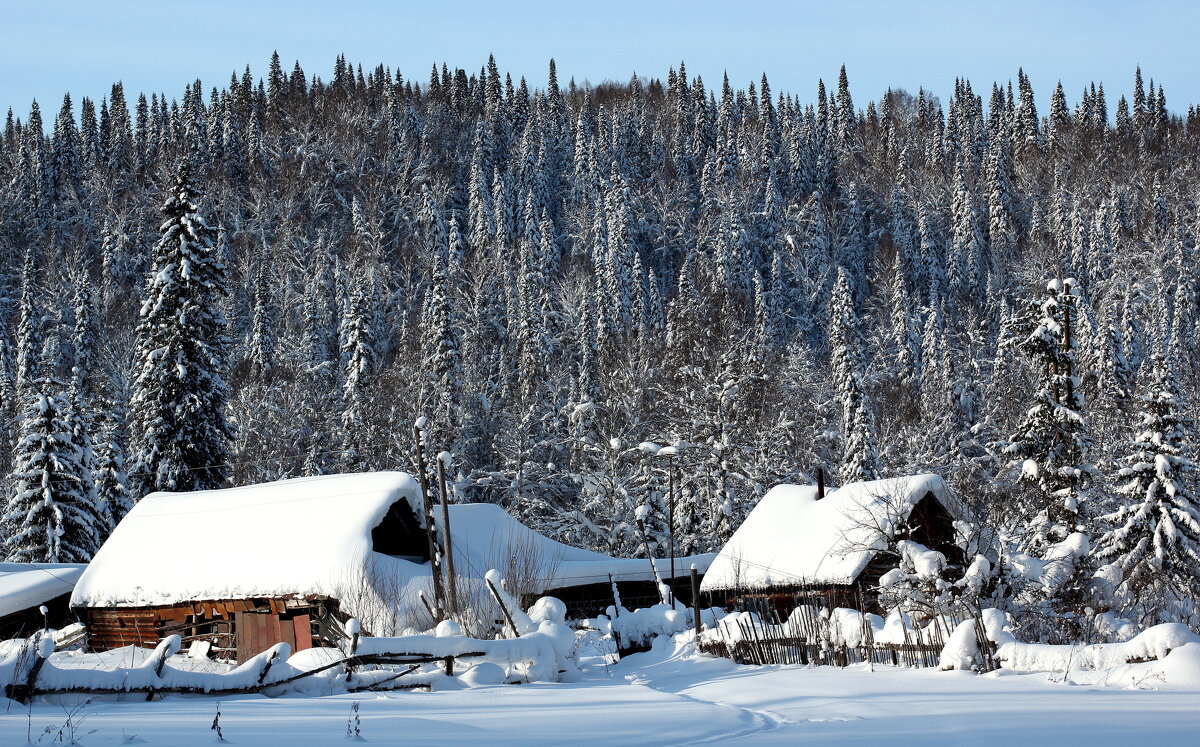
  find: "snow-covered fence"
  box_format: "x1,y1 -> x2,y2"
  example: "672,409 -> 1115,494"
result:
700,603 -> 995,671
1,621 -> 573,703
1,632 -> 480,703
3,570 -> 579,703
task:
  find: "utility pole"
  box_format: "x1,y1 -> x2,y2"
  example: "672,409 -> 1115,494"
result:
667,452 -> 676,605
413,418 -> 445,621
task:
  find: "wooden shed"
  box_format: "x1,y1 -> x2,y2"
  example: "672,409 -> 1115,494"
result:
700,474 -> 965,615
71,472 -> 431,662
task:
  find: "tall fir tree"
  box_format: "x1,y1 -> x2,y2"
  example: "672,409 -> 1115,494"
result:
830,267 -> 879,483
1093,354 -> 1200,617
1005,278 -> 1094,554
128,159 -> 234,497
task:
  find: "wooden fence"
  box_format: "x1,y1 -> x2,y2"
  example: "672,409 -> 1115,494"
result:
3,632 -> 483,704
699,598 -> 997,671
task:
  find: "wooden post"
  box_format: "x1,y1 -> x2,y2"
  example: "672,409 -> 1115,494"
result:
636,518 -> 667,605
816,468 -> 825,500
256,646 -> 282,687
608,572 -> 623,654
145,636 -> 175,701
437,453 -> 459,618
413,419 -> 445,620
9,634 -> 49,703
485,577 -> 518,638
690,566 -> 702,639
418,592 -> 437,626
344,627 -> 360,683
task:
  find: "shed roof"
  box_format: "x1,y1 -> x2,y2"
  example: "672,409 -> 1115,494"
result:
72,472 -> 425,609
700,474 -> 959,592
446,502 -> 714,590
0,563 -> 85,619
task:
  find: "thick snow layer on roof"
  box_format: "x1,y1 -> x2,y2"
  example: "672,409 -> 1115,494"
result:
72,472 -> 424,609
444,503 -> 713,591
71,472 -> 712,626
701,474 -> 957,591
0,563 -> 85,618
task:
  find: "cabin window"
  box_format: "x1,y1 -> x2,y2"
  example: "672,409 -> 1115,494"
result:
370,499 -> 430,562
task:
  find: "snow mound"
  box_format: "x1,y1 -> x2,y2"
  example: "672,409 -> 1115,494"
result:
461,661 -> 506,686
995,623 -> 1200,672
1157,643 -> 1200,688
939,620 -> 980,670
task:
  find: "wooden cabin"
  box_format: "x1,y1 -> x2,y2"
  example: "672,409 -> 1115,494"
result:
73,472 -> 713,662
72,472 -> 432,662
700,474 -> 965,617
0,563 -> 86,640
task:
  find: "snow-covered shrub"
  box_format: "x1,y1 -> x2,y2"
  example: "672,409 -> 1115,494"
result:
939,619 -> 982,670
611,604 -> 689,648
1003,532 -> 1097,643
878,540 -> 991,621
994,623 -> 1200,673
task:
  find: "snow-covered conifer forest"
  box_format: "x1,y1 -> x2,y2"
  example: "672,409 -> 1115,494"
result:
2,54 -> 1199,636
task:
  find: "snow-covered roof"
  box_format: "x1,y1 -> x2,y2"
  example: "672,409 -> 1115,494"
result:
0,563 -> 85,618
72,472 -> 425,609
701,474 -> 958,592
72,472 -> 713,615
446,503 -> 714,590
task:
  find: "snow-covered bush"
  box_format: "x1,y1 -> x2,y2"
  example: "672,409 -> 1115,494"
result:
610,604 -> 690,648
878,541 -> 994,622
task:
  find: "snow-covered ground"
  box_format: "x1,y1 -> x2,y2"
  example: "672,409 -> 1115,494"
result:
2,637 -> 1198,745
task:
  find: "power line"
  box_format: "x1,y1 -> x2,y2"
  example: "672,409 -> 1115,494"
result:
5,562 -> 83,597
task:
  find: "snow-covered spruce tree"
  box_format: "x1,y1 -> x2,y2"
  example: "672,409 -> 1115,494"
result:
420,223 -> 463,451
66,271 -> 100,533
93,413 -> 133,530
830,267 -> 879,483
1,380 -> 100,562
1005,278 -> 1094,554
128,159 -> 234,498
887,249 -> 920,420
1092,354 -> 1200,621
339,272 -> 377,468
14,248 -> 40,392
246,262 -> 275,375
999,278 -> 1099,641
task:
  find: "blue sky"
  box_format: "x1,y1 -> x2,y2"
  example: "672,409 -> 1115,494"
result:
3,0 -> 1197,121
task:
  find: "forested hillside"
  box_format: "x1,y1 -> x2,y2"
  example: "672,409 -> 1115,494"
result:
1,55 -> 1198,630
